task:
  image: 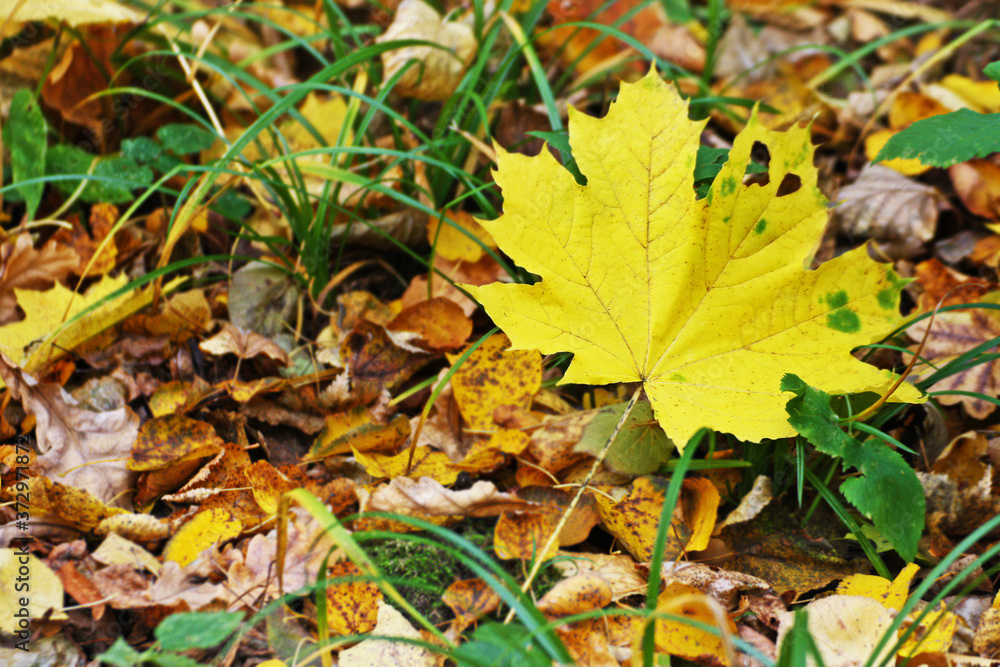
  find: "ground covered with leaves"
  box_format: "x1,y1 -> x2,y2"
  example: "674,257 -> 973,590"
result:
1,0 -> 1000,666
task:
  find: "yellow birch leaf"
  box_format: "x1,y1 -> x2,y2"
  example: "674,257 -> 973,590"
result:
163,507 -> 242,567
838,562 -> 918,611
465,69 -> 922,447
448,333 -> 541,432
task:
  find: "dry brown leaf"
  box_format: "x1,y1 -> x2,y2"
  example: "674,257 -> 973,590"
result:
358,476 -> 535,518
907,302 -> 1000,419
950,160 -> 1000,220
0,354 -> 138,507
833,164 -> 941,259
0,234 -> 79,326
200,323 -> 290,365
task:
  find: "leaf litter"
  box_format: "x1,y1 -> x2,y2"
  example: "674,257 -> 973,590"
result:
1,1 -> 1000,666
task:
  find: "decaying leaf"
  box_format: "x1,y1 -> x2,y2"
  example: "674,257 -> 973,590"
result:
776,595 -> 895,667
358,476 -> 534,519
833,164 -> 941,259
377,0 -> 476,102
466,70 -> 921,447
0,354 -> 138,507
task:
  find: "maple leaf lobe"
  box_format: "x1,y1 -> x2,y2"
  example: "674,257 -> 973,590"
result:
466,69 -> 923,446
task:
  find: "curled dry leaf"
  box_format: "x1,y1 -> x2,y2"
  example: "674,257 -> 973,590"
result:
377,0 -> 476,102
449,333 -> 541,432
200,323 -> 290,365
554,552 -> 646,601
0,354 -> 138,507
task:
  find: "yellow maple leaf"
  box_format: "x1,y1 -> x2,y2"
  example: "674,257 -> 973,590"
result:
466,70 -> 923,446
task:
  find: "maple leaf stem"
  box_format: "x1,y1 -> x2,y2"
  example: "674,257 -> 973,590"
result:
842,286 -> 962,424
503,383 -> 644,624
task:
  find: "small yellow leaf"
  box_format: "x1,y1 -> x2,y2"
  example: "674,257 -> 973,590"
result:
0,274 -> 184,382
326,560 -> 382,637
427,211 -> 497,262
653,582 -> 736,666
465,70 -> 922,447
838,562 -> 918,611
594,477 -> 690,561
493,509 -> 560,561
353,446 -> 460,485
163,507 -> 243,567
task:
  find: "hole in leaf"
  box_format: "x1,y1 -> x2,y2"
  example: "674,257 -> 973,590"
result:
744,141 -> 770,186
750,141 -> 771,168
777,173 -> 801,196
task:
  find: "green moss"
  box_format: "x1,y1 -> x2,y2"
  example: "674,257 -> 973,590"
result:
362,519 -> 563,625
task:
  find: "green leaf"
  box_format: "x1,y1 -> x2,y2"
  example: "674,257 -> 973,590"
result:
156,123 -> 217,155
573,400 -> 674,475
155,611 -> 243,652
90,156 -> 154,203
121,136 -> 162,164
840,441 -> 925,562
2,89 -> 48,219
95,637 -> 143,667
451,623 -> 553,667
984,61 -> 1000,82
781,374 -> 856,461
46,145 -> 154,203
874,109 -> 1000,168
149,654 -> 206,667
781,373 -> 924,561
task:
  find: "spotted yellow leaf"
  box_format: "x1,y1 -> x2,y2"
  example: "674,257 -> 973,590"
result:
466,70 -> 922,445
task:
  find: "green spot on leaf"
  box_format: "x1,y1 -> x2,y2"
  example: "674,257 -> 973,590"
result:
721,175 -> 737,197
824,290 -> 849,309
827,308 -> 861,333
754,219 -> 767,235
670,373 -> 686,382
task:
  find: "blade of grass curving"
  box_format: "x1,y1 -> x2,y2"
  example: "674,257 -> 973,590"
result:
848,422 -> 916,455
808,20 -> 979,90
865,511 -> 1000,667
640,427 -> 703,667
498,12 -> 562,133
